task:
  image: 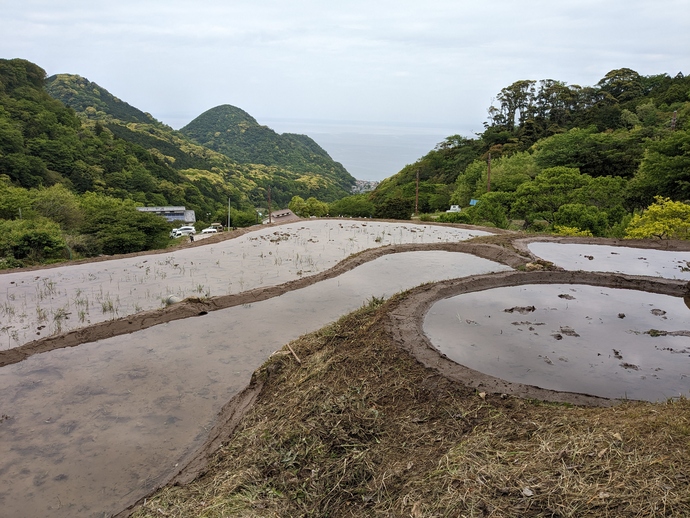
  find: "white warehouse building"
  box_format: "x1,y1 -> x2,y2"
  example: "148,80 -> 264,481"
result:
136,206 -> 196,223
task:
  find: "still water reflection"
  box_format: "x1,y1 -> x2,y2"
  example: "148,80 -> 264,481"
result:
527,242 -> 690,280
424,284 -> 690,402
0,251 -> 509,518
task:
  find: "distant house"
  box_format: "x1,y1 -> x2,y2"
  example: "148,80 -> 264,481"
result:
351,180 -> 380,194
262,209 -> 300,225
136,206 -> 196,223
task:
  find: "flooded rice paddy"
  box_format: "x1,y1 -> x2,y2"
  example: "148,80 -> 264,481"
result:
0,221 -> 490,350
0,250 -> 509,518
3,231 -> 690,518
424,284 -> 690,402
528,242 -> 690,280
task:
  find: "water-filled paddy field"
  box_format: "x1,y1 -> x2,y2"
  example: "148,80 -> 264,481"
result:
0,221 -> 490,350
1,226 -> 689,518
424,283 -> 689,401
0,248 -> 508,518
527,242 -> 690,280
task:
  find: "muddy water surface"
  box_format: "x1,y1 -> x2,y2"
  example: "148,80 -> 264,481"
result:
0,221 -> 490,350
528,242 -> 690,280
424,284 -> 690,402
0,251 -> 509,518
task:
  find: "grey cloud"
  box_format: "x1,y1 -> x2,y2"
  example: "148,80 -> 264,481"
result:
1,0 -> 688,129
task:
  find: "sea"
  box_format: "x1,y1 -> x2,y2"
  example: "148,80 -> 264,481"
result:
260,119 -> 475,182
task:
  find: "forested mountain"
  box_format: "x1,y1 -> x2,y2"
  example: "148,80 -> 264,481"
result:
46,74 -> 355,207
2,61 -> 239,215
364,68 -> 690,238
46,73 -> 163,127
0,58 -> 355,267
180,104 -> 355,196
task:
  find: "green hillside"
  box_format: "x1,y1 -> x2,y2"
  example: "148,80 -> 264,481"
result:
0,59 -> 220,264
46,73 -> 163,127
180,104 -> 355,199
0,58 -> 362,267
1,61 -> 240,216
47,75 -> 355,205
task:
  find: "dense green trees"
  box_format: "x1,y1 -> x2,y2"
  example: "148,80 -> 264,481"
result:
628,128 -> 690,205
0,218 -> 66,267
78,193 -> 170,255
288,196 -> 329,218
374,196 -> 413,220
367,67 -> 689,238
328,194 -> 375,218
0,177 -> 172,265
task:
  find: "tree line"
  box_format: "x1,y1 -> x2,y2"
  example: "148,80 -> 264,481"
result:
356,68 -> 689,238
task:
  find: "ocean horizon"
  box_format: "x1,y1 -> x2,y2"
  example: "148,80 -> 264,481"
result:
261,118 -> 476,182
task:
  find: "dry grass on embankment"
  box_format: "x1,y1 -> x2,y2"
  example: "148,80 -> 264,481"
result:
132,295 -> 690,518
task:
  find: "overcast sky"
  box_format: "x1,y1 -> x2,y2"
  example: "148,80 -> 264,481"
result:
2,1 -> 689,135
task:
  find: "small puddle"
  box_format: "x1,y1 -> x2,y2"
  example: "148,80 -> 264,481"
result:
528,242 -> 690,280
424,284 -> 690,402
0,251 -> 509,518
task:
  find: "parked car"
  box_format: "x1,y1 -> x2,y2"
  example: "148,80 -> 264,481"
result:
201,227 -> 218,234
172,226 -> 196,238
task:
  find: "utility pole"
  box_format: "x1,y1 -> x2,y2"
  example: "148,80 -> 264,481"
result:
487,153 -> 492,193
267,186 -> 272,224
415,169 -> 419,216
227,196 -> 231,229
671,110 -> 677,131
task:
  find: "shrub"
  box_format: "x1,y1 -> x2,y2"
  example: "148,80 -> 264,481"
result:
625,196 -> 690,240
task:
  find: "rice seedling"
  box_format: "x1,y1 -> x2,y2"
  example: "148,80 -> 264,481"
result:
101,299 -> 115,314
36,306 -> 47,323
1,302 -> 15,318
